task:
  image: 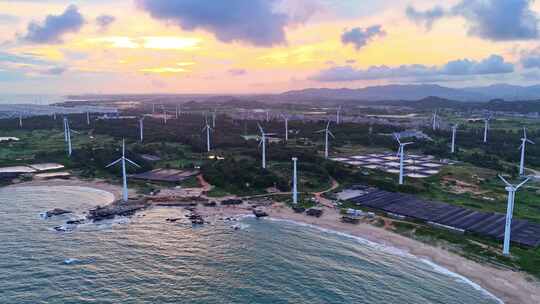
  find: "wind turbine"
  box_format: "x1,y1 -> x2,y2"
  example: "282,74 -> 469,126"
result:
19,113 -> 23,128
336,106 -> 342,124
266,110 -> 270,122
317,121 -> 335,159
212,109 -> 216,128
86,112 -> 90,125
63,118 -> 78,157
281,114 -> 290,142
483,117 -> 490,143
519,128 -> 535,176
152,103 -> 155,114
162,106 -> 168,124
202,118 -> 213,152
258,123 -> 268,169
451,124 -> 459,154
394,134 -> 414,185
106,139 -> 141,202
175,105 -> 179,119
432,110 -> 438,131
292,157 -> 298,204
139,117 -> 144,143
498,176 -> 530,255
53,112 -> 56,120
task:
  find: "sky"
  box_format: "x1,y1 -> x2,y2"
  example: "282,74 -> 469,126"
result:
1,0 -> 540,95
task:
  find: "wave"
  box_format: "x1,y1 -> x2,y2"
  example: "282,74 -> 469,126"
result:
263,217 -> 504,304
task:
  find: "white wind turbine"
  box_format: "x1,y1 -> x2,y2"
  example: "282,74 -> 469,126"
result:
483,117 -> 490,143
519,128 -> 535,176
86,112 -> 90,125
106,139 -> 141,202
202,118 -> 213,152
175,105 -> 179,119
162,106 -> 168,124
336,106 -> 342,124
19,113 -> 23,128
498,175 -> 530,255
281,114 -> 290,142
212,109 -> 216,128
451,124 -> 459,154
139,117 -> 144,143
266,110 -> 270,122
257,124 -> 276,169
432,110 -> 438,131
394,134 -> 413,185
292,157 -> 298,204
63,117 -> 78,157
316,121 -> 335,159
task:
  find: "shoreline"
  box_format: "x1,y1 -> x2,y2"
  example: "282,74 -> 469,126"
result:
7,180 -> 540,304
265,205 -> 540,304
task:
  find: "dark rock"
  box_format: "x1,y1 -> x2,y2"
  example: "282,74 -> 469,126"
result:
221,199 -> 243,206
253,209 -> 268,218
293,206 -> 306,213
306,208 -> 323,218
166,218 -> 181,222
203,201 -> 217,207
66,219 -> 86,225
45,208 -> 72,218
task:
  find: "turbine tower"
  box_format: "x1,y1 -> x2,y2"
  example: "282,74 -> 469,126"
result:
519,128 -> 535,176
258,123 -> 268,169
139,117 -> 144,143
451,124 -> 459,154
63,117 -> 68,142
266,110 -> 270,122
281,114 -> 289,142
317,121 -> 335,159
498,176 -> 530,255
64,118 -> 72,157
175,105 -> 179,119
432,110 -> 438,131
336,106 -> 342,124
106,139 -> 141,202
483,118 -> 490,143
292,157 -> 298,204
202,118 -> 213,152
86,112 -> 90,125
162,106 -> 168,124
394,134 -> 413,185
19,113 -> 23,128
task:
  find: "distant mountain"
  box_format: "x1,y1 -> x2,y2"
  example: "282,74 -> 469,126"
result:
280,84 -> 540,102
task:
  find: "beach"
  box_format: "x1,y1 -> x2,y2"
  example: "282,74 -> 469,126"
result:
7,180 -> 540,304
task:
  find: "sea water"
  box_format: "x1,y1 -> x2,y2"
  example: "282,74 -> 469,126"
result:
0,186 -> 501,304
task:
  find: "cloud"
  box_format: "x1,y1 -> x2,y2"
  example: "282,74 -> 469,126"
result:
0,14 -> 19,25
228,68 -> 247,76
310,54 -> 514,82
96,15 -> 115,32
341,25 -> 385,50
21,5 -> 84,44
520,48 -> 540,68
405,6 -> 445,30
407,0 -> 538,41
0,52 -> 48,65
44,66 -> 67,75
135,0 -> 290,47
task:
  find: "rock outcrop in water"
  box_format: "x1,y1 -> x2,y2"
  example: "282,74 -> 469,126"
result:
87,198 -> 150,222
44,208 -> 72,218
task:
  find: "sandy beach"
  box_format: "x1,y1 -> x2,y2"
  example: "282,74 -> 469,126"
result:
7,179 -> 539,304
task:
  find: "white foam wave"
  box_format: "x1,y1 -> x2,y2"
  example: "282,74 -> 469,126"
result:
263,217 -> 504,304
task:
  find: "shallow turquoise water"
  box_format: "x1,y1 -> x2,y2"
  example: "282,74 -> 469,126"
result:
0,186 -> 501,304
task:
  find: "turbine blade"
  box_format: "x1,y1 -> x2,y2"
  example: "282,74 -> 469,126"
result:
328,131 -> 335,138
125,158 -> 141,168
516,178 -> 531,190
498,175 -> 511,187
106,158 -> 122,168
527,139 -> 535,144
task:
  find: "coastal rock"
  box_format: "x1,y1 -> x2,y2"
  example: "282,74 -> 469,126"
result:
87,199 -> 150,222
44,208 -> 72,218
253,209 -> 268,218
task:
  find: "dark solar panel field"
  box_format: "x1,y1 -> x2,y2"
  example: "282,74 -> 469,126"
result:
349,189 -> 540,247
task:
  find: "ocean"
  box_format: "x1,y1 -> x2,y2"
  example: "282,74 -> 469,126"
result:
0,186 -> 501,304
